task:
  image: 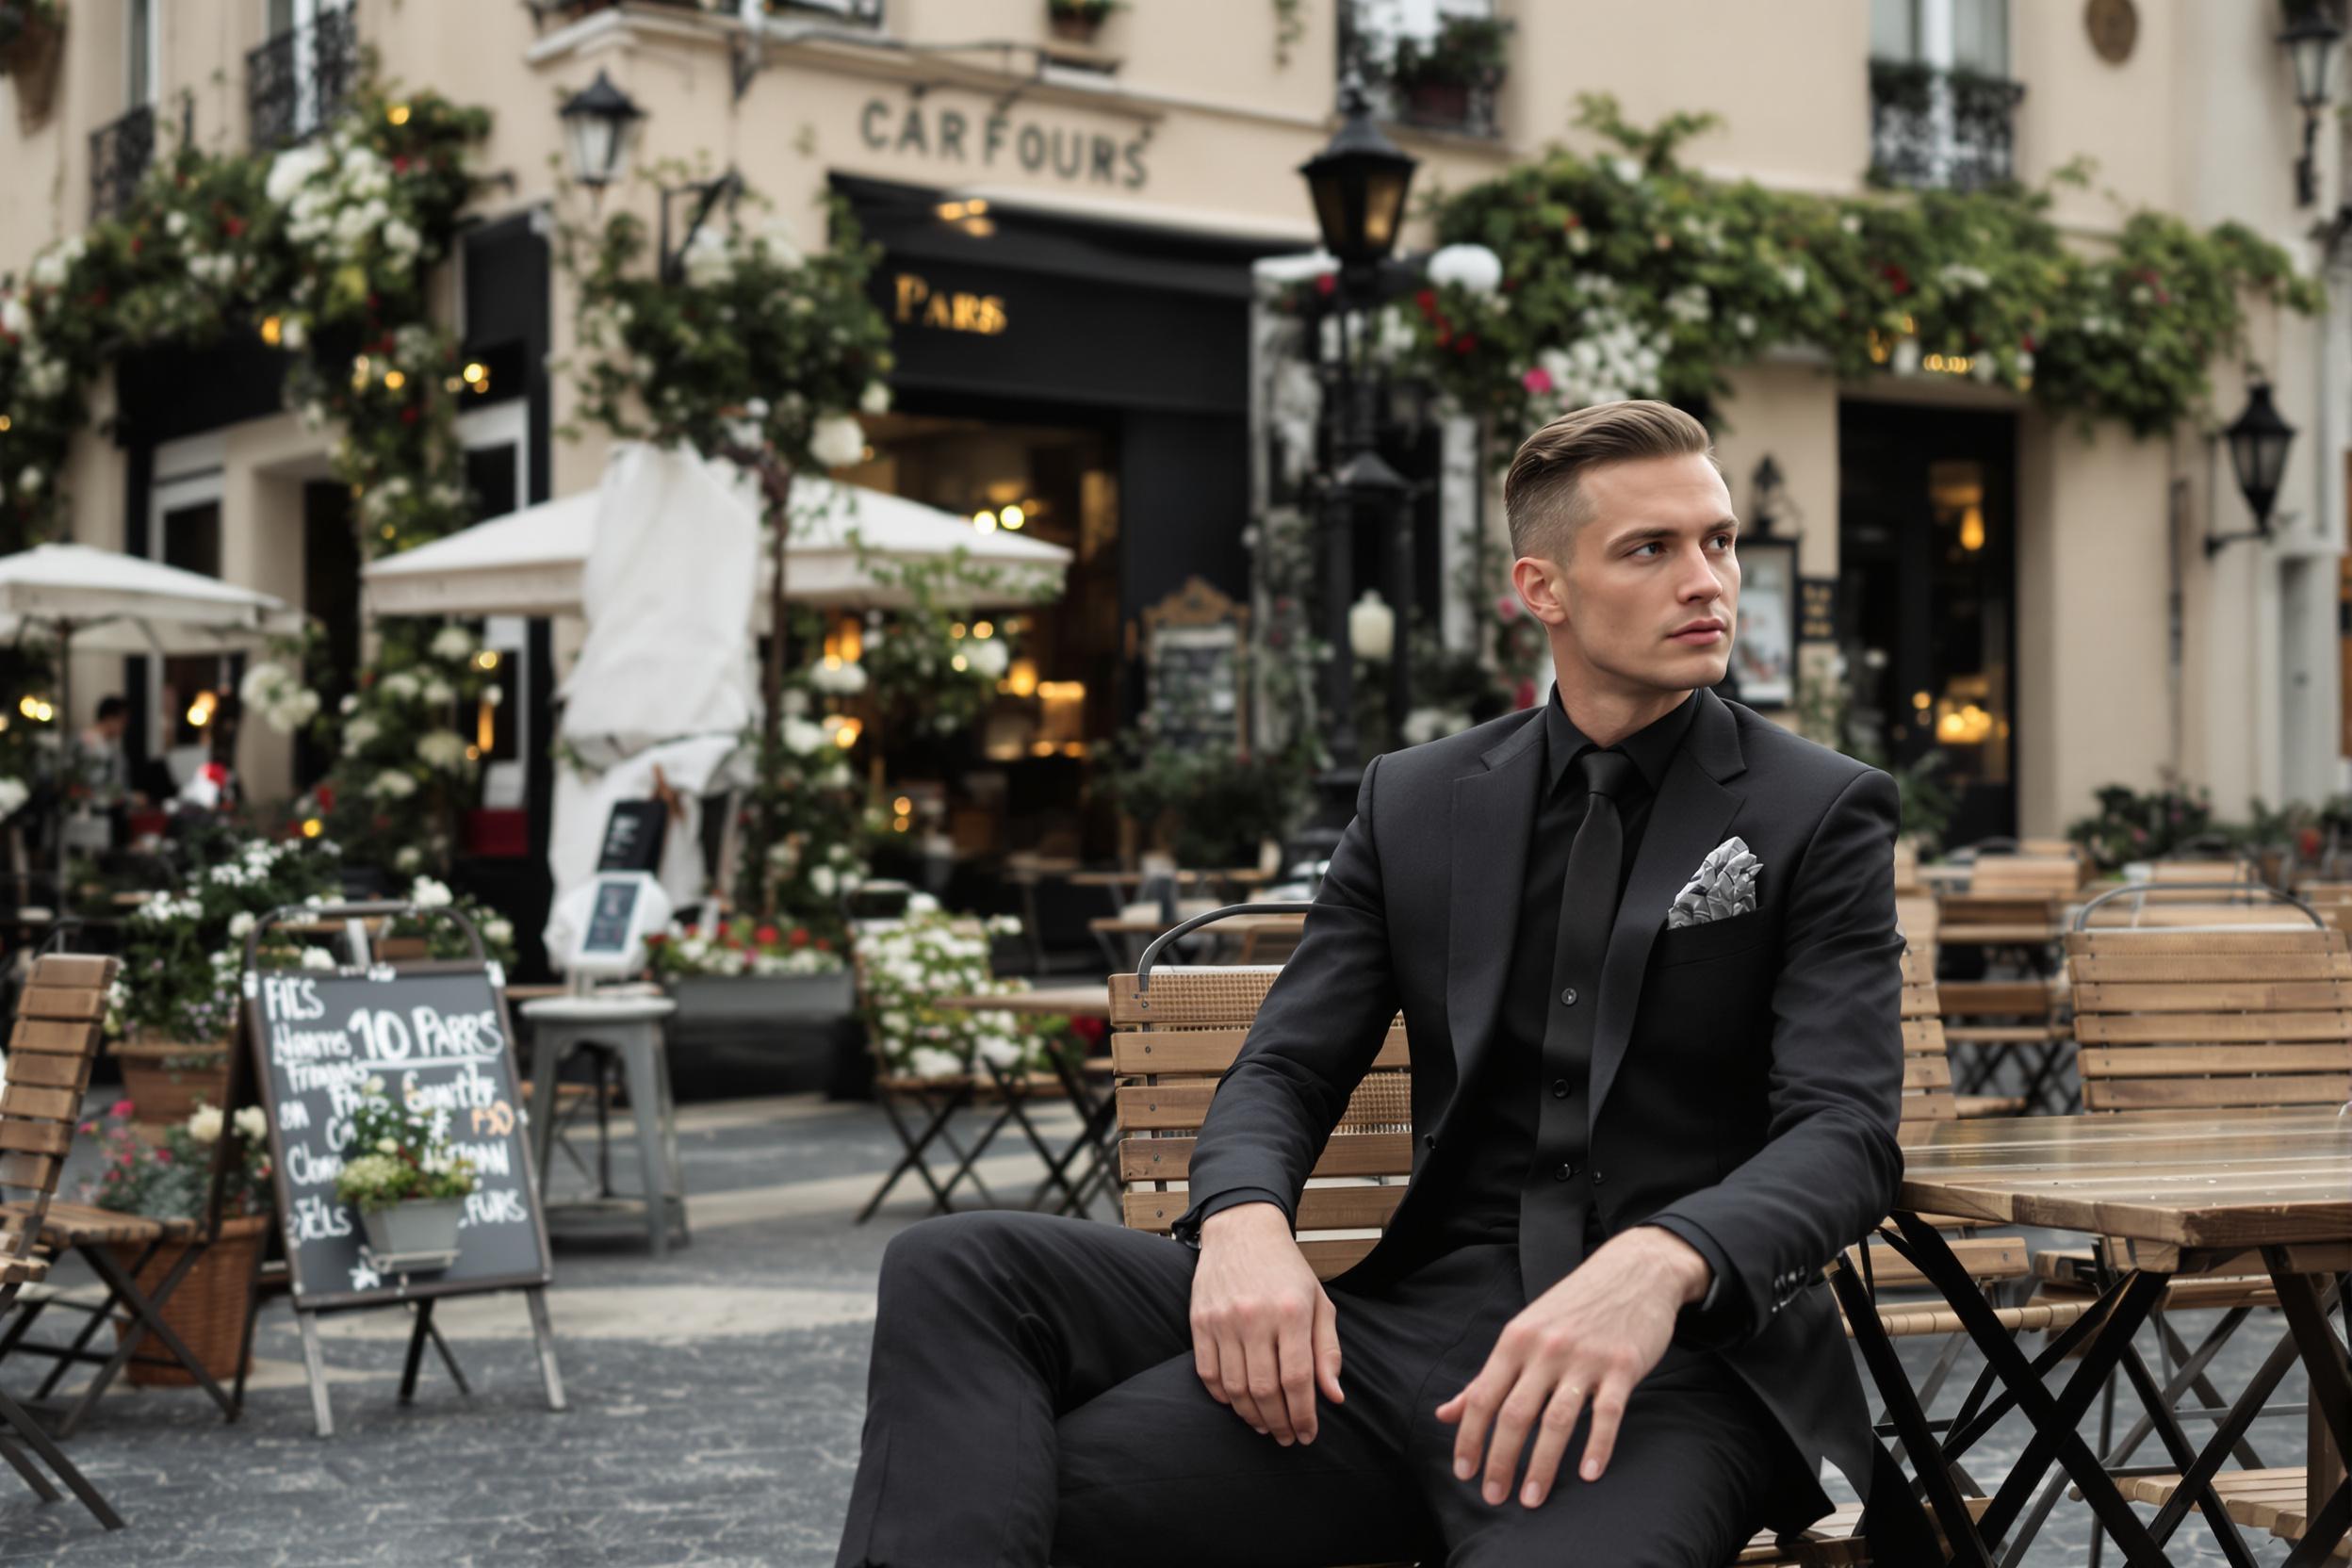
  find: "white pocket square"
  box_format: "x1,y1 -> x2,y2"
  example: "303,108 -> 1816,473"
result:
1666,836 -> 1761,929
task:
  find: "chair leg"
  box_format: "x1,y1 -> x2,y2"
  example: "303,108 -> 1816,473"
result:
0,1384 -> 121,1530
857,1083 -> 969,1224
0,1428 -> 60,1504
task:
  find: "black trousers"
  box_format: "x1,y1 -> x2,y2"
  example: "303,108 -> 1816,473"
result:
834,1211 -> 1800,1568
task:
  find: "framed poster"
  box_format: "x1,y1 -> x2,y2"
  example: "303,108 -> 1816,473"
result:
1734,538 -> 1798,707
1140,577 -> 1249,751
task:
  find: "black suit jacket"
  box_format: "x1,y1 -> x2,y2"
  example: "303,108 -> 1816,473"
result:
1176,688 -> 1905,1514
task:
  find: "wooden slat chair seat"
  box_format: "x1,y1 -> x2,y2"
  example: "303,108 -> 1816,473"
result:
1936,976 -> 2068,1118
2112,1470 -> 2351,1560
0,954 -> 125,1529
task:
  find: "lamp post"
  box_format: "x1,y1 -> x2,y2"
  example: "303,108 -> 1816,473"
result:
2279,1 -> 2344,205
2208,372 -> 2298,556
1298,78 -> 1418,835
559,70 -> 742,283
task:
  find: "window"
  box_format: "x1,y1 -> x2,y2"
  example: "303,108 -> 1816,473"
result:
250,0 -> 357,148
126,0 -> 158,107
459,401 -> 531,807
1340,0 -> 1505,138
1869,0 -> 2022,190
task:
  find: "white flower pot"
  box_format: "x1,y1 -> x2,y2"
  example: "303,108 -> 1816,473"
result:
359,1198 -> 465,1266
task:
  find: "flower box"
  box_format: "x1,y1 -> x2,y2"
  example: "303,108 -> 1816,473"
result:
108,1215 -> 269,1387
109,1035 -> 231,1126
359,1197 -> 465,1266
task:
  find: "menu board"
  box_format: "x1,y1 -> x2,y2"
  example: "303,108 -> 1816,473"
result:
243,962 -> 552,1312
596,799 -> 668,873
1147,622 -> 1245,752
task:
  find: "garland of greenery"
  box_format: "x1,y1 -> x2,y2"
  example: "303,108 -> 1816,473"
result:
1396,97 -> 2323,444
0,73 -> 495,872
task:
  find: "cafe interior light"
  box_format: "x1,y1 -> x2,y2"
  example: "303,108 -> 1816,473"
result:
1959,504 -> 1986,552
0,416 -> 11,432
16,695 -> 51,722
475,649 -> 500,670
827,716 -> 863,749
301,817 -> 323,839
386,102 -> 411,127
892,795 -> 913,817
972,509 -> 999,534
951,653 -> 970,672
187,691 -> 218,728
1002,658 -> 1039,698
384,369 -> 406,391
972,621 -> 994,639
259,315 -> 284,347
998,504 -> 1024,531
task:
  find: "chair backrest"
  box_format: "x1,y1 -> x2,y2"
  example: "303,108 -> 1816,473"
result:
0,955 -> 117,1269
1114,946 -> 1939,1273
1967,855 -> 2085,899
1892,840 -> 1920,895
1894,891 -> 1939,962
2064,926 -> 2352,1113
1110,967 -> 1410,1281
1897,945 -> 1957,1135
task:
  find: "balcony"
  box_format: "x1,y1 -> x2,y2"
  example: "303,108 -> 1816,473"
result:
1869,59 -> 2025,192
761,0 -> 883,21
89,106 -> 156,221
1339,3 -> 1507,140
247,5 -> 360,150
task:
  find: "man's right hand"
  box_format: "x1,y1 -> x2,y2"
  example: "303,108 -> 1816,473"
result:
1189,1201 -> 1343,1446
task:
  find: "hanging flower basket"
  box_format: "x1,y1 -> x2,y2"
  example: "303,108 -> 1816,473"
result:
109,1035 -> 233,1127
0,2 -> 65,127
107,1215 -> 270,1387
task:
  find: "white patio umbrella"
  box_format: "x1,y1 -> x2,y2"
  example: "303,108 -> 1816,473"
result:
358,445 -> 1072,621
0,544 -> 308,880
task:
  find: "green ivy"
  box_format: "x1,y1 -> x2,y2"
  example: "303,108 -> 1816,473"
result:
1396,97 -> 2322,445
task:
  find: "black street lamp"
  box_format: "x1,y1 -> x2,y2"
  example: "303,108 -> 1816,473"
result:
2279,1 -> 2344,204
559,69 -> 743,285
1297,81 -> 1420,843
2210,372 -> 2297,556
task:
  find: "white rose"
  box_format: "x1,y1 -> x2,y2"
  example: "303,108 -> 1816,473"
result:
964,640 -> 1010,680
368,770 -> 418,799
421,679 -> 455,707
416,729 -> 467,769
0,293 -> 25,336
430,626 -> 474,662
809,865 -> 837,897
906,1046 -> 964,1079
228,911 -> 255,939
859,381 -> 892,415
365,1075 -> 385,1094
377,1137 -> 399,1154
235,1105 -> 270,1142
483,917 -> 514,945
281,317 -> 308,351
759,217 -> 804,268
379,672 -> 420,702
342,716 -> 382,754
681,229 -> 733,286
906,892 -> 941,914
382,219 -> 421,256
409,876 -> 453,908
781,717 -> 829,757
17,467 -> 41,496
395,845 -> 423,872
187,1105 -> 225,1145
301,947 -> 336,971
1426,243 -> 1504,297
808,415 -> 866,469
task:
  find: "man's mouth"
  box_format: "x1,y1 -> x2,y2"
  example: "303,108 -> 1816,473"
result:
1669,620 -> 1726,645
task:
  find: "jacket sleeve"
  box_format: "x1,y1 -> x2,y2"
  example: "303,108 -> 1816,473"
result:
1642,766 -> 1906,1348
1171,754 -> 1401,1245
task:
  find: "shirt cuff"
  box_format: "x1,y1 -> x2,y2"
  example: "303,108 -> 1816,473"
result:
1642,1215 -> 1732,1317
1173,1187 -> 1291,1250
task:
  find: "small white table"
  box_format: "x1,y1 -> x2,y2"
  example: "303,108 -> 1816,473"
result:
521,995 -> 688,1259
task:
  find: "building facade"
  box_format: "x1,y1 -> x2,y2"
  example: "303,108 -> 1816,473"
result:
0,0 -> 2344,871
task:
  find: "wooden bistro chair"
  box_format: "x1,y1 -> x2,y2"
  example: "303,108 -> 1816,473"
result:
0,955 -> 124,1531
2017,892 -> 2352,1563
1109,909 -> 1998,1566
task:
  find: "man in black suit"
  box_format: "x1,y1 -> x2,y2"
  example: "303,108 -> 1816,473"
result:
835,400 -> 1905,1566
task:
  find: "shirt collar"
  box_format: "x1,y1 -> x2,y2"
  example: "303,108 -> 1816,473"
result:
1545,685 -> 1700,797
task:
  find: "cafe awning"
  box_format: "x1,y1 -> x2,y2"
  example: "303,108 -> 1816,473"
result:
359,445 -> 1071,620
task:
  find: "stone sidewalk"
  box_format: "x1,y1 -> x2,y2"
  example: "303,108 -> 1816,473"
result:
0,1092 -> 2313,1565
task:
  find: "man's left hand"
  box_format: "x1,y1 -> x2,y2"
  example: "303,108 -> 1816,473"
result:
1434,1226 -> 1711,1509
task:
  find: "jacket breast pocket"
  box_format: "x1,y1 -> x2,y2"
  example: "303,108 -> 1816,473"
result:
1648,912 -> 1773,970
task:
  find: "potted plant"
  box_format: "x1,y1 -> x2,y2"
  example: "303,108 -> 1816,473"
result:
334,1076 -> 478,1264
84,1099 -> 275,1386
1046,0 -> 1121,43
377,874 -> 518,965
0,1 -> 65,123
855,904 -> 1064,1079
1384,14 -> 1511,127
645,911 -> 857,1025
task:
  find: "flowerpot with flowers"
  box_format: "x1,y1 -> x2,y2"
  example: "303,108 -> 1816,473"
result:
335,1076 -> 478,1267
1383,15 -> 1511,129
0,1 -> 66,123
377,874 -> 518,967
646,913 -> 856,1023
855,905 -> 1065,1081
1046,0 -> 1121,43
85,1100 -> 275,1386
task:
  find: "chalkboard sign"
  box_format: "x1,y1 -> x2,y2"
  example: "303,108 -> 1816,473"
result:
1141,577 -> 1248,753
596,799 -> 668,873
1799,577 -> 1840,645
244,961 -> 552,1312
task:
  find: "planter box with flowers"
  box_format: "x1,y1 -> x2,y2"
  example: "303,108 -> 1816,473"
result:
1046,0 -> 1122,43
646,914 -> 856,1025
83,1099 -> 275,1386
335,1076 -> 478,1268
858,902 -> 1069,1080
376,874 -> 520,967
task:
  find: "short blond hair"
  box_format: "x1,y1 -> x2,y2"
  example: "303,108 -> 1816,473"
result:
1503,400 -> 1717,563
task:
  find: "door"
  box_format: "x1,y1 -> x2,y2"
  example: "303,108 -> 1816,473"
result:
1838,400 -> 2018,845
147,444 -> 230,787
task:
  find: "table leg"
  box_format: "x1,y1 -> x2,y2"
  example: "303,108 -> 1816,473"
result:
2268,1260 -> 2352,1559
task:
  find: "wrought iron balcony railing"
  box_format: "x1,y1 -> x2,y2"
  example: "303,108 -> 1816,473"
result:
90,105 -> 156,221
761,0 -> 884,22
1869,59 -> 2025,192
247,5 -> 360,150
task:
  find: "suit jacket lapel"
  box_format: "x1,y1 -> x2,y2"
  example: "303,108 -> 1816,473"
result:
1589,690 -> 1748,1121
1445,709 -> 1544,1102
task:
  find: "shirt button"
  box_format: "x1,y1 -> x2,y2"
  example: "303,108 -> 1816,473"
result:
1551,1079 -> 1571,1099
1555,1163 -> 1576,1181
1560,987 -> 1579,1006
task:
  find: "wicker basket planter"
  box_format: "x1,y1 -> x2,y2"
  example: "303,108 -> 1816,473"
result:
0,6 -> 66,126
109,1035 -> 232,1126
107,1215 -> 269,1387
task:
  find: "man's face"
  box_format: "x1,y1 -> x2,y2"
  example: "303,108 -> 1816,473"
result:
1517,453 -> 1740,696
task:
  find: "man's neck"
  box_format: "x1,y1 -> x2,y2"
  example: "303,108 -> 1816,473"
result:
1552,678 -> 1691,749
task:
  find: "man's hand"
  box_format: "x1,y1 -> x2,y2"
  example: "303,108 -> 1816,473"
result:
1436,1226 -> 1710,1509
1189,1202 -> 1343,1446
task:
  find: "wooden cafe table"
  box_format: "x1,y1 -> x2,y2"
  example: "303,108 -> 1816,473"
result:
1836,1109 -> 2351,1565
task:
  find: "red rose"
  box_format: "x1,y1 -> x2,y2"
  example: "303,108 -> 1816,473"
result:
754,923 -> 780,945
1413,287 -> 1438,315
789,928 -> 810,948
400,406 -> 420,424
644,932 -> 666,947
223,215 -> 245,237
1454,335 -> 1478,354
813,938 -> 831,953
1315,272 -> 1337,296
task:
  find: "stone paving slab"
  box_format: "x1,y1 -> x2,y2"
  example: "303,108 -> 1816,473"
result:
0,1094 -> 2312,1564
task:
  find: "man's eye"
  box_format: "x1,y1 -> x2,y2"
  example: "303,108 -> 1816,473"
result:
1632,543 -> 1662,558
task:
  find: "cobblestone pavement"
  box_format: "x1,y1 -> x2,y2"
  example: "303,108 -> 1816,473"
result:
0,1092 -> 2316,1565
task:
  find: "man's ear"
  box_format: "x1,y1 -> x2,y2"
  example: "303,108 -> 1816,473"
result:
1511,556 -> 1568,628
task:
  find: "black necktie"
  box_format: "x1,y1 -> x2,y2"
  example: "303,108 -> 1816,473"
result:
1519,747 -> 1639,1296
